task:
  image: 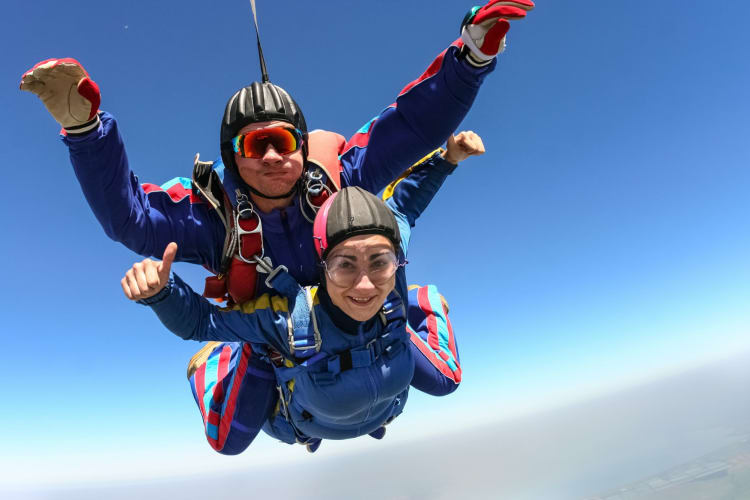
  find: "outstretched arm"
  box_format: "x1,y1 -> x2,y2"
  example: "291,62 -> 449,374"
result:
340,1 -> 531,194
20,59 -> 226,271
384,130 -> 485,232
122,244 -> 287,346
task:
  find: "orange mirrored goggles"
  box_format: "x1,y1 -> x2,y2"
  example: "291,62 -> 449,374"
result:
231,127 -> 304,158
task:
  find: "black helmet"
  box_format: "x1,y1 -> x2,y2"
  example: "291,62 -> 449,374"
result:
220,81 -> 308,177
313,187 -> 401,260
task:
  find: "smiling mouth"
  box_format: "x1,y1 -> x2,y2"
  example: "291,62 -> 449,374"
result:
348,296 -> 375,306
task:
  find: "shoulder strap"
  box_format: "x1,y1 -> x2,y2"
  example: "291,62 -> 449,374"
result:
192,154 -> 231,229
193,154 -> 266,304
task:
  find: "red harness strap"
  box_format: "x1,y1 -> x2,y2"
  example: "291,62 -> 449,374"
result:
203,206 -> 263,305
226,212 -> 263,304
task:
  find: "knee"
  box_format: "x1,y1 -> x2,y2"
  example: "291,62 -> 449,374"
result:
411,375 -> 460,397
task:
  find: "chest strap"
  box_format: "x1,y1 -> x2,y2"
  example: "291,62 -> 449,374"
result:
265,269 -> 322,357
272,288 -> 406,385
325,291 -> 406,376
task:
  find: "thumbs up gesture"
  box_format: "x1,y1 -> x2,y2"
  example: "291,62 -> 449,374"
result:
121,243 -> 178,301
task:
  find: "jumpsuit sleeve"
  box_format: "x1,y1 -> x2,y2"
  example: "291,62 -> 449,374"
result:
339,42 -> 495,194
382,152 -> 463,397
141,272 -> 290,347
384,151 -> 457,252
63,111 -> 225,271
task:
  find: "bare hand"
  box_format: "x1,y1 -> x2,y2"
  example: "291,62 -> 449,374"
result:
443,131 -> 486,165
121,243 -> 177,301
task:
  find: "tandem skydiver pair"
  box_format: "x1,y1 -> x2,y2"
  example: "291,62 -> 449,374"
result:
20,1 -> 535,453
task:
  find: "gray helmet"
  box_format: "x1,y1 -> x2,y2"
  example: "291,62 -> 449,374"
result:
220,81 -> 308,179
313,187 -> 401,260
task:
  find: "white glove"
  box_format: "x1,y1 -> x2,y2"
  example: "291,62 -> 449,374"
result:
20,58 -> 101,134
461,1 -> 535,67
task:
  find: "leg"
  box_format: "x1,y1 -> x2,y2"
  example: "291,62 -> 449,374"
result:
406,285 -> 462,396
187,341 -> 278,455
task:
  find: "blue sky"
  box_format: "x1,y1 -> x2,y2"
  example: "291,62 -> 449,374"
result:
2,0 -> 750,491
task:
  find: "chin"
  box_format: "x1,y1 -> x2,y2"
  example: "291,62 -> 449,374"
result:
265,177 -> 299,195
347,308 -> 380,322
249,181 -> 297,198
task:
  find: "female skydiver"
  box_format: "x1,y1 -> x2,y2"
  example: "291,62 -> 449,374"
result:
122,132 -> 484,452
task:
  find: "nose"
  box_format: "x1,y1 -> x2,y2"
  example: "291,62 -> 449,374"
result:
262,144 -> 283,165
352,270 -> 376,291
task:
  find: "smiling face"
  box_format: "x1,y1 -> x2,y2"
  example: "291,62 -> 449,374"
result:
234,120 -> 304,199
324,234 -> 397,322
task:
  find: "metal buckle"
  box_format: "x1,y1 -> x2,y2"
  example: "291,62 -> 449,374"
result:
264,263 -> 289,289
287,322 -> 297,355
251,255 -> 274,274
235,207 -> 263,264
306,168 -> 324,195
300,168 -> 333,223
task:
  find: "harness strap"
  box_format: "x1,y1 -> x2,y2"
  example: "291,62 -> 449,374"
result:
223,193 -> 264,304
192,155 -> 239,301
276,289 -> 406,383
326,290 -> 406,376
289,288 -> 322,356
191,154 -> 230,227
271,288 -> 406,443
193,155 -> 264,304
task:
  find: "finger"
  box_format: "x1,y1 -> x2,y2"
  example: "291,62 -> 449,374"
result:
145,261 -> 161,290
133,262 -> 151,292
121,277 -> 134,300
21,58 -> 57,81
446,134 -> 458,151
158,242 -> 178,278
454,131 -> 469,145
454,133 -> 474,152
474,136 -> 486,155
456,132 -> 485,156
466,136 -> 486,156
474,6 -> 527,25
20,80 -> 45,94
47,61 -> 86,80
28,59 -> 60,79
125,269 -> 142,298
484,0 -> 534,12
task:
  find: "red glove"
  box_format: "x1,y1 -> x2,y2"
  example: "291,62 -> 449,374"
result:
20,58 -> 101,134
461,1 -> 535,66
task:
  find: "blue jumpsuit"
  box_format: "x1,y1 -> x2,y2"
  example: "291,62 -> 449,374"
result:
142,153 -> 460,446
